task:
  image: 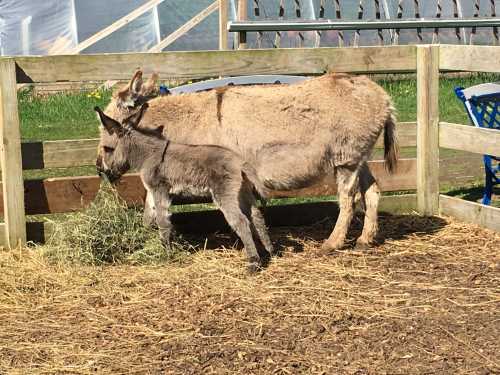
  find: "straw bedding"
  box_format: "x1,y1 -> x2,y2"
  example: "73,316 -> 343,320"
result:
0,214 -> 499,374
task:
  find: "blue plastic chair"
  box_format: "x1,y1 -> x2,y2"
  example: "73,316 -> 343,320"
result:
455,83 -> 500,205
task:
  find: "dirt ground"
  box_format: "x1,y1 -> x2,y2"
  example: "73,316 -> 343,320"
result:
0,214 -> 499,374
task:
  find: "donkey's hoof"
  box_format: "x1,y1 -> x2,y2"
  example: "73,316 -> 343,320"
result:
354,238 -> 377,251
247,262 -> 262,274
320,240 -> 345,254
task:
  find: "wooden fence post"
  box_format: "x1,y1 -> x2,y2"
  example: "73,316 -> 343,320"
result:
0,58 -> 27,248
219,0 -> 229,50
416,45 -> 440,216
237,0 -> 248,49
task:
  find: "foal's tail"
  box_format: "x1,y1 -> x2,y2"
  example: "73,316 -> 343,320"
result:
384,106 -> 399,174
242,164 -> 268,199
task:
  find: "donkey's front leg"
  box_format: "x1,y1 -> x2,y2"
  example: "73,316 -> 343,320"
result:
151,188 -> 173,251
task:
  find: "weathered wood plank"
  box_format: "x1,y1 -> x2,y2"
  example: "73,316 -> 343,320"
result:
27,194 -> 418,243
0,159 -> 417,215
417,45 -> 440,216
15,122 -> 417,171
237,0 -> 248,49
21,139 -> 99,170
0,59 -> 27,248
219,0 -> 229,50
70,0 -> 166,54
440,44 -> 500,73
13,46 -> 417,84
439,195 -> 500,233
439,122 -> 500,156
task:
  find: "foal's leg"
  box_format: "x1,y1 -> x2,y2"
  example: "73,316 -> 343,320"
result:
151,187 -> 173,250
321,164 -> 361,252
239,182 -> 274,256
212,191 -> 262,272
250,203 -> 274,256
356,163 -> 380,249
143,189 -> 156,227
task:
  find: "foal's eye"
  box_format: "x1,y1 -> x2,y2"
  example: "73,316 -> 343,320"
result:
103,146 -> 114,153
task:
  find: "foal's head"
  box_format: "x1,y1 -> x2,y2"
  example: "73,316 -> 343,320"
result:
94,103 -> 154,182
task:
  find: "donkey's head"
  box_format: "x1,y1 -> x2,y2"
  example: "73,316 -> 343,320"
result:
94,103 -> 150,183
104,70 -> 159,120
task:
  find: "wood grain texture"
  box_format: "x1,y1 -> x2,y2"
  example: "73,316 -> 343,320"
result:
14,46 -> 417,83
27,194 -> 418,243
417,45 -> 440,216
21,139 -> 99,170
237,0 -> 248,49
0,58 -> 27,248
219,0 -> 229,50
439,195 -> 500,233
439,122 -> 500,156
440,44 -> 500,73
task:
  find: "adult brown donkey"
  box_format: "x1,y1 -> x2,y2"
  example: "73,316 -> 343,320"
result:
98,71 -> 398,252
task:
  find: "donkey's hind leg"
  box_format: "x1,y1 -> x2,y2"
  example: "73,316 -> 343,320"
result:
321,164 -> 361,252
356,163 -> 380,249
213,192 -> 262,273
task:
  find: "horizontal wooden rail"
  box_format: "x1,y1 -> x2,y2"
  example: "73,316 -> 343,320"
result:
440,45 -> 500,73
21,139 -> 98,170
0,159 -> 416,215
439,195 -> 500,233
11,46 -> 417,84
25,194 -> 417,244
12,122 -> 417,171
439,122 -> 500,156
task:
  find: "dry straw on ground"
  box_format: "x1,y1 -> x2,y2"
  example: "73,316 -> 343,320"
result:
39,181 -> 186,265
1,212 -> 499,374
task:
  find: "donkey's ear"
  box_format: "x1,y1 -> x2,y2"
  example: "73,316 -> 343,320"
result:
117,69 -> 143,101
123,102 -> 149,129
141,72 -> 159,96
94,106 -> 125,136
129,69 -> 143,94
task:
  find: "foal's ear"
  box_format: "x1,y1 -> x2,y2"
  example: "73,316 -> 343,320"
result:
123,103 -> 149,129
94,106 -> 125,136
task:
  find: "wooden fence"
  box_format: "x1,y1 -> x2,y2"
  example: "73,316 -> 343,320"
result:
0,44 -> 499,248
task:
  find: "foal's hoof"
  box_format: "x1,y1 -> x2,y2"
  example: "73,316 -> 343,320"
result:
247,262 -> 262,274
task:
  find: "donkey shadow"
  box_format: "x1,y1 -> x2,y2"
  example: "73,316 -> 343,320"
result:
171,205 -> 448,257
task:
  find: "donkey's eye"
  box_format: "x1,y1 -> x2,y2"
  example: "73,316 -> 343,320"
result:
103,146 -> 114,153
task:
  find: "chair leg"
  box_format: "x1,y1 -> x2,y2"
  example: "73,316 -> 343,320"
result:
483,155 -> 493,206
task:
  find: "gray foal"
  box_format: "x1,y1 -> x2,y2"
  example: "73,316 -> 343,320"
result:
94,103 -> 274,272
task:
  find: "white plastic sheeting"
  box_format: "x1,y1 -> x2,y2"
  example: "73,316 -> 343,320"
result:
0,0 -> 77,55
0,0 -> 498,56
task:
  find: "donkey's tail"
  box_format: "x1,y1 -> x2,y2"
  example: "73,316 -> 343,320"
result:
384,107 -> 399,174
242,164 -> 268,199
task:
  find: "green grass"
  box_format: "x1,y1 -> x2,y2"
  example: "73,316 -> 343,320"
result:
18,88 -> 111,141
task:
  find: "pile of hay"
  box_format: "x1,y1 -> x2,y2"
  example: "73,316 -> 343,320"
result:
41,181 -> 186,265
